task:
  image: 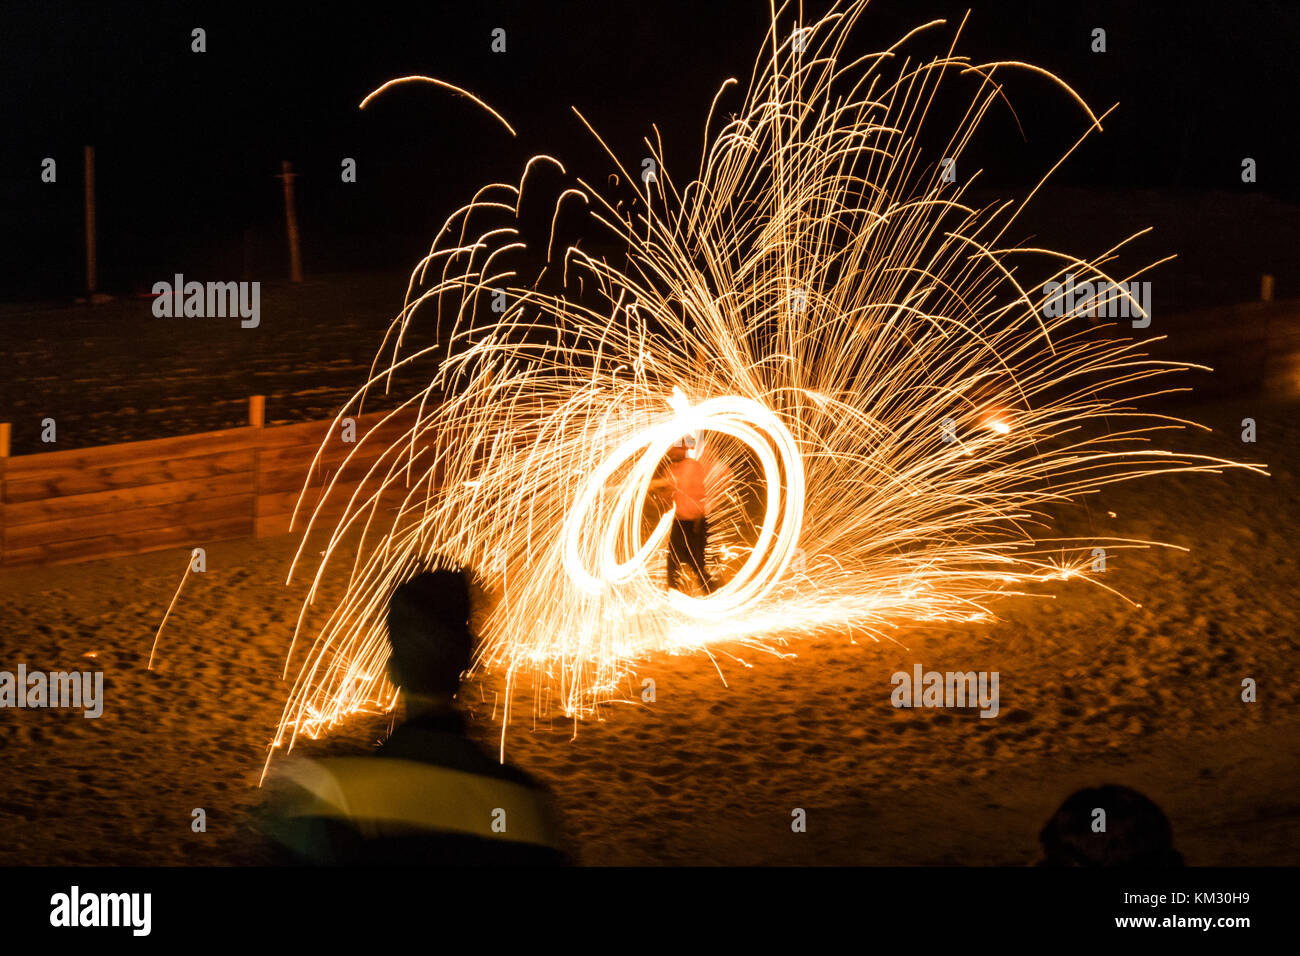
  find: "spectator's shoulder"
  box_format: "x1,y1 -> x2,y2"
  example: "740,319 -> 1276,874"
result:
261,756 -> 361,865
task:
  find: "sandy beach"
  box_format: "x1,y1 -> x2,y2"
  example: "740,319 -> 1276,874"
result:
0,394 -> 1295,866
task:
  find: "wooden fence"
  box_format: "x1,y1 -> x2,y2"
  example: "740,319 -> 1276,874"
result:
0,398 -> 423,567
0,297 -> 1294,568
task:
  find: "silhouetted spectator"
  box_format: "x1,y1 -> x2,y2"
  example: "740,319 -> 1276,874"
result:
268,566 -> 568,865
1037,784 -> 1184,867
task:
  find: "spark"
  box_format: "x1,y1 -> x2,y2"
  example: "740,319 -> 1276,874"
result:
149,554 -> 194,670
263,0 -> 1265,769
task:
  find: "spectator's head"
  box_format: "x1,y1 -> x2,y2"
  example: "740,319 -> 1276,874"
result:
1038,785 -> 1183,867
385,567 -> 473,700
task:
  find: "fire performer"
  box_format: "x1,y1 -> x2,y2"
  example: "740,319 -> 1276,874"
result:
651,435 -> 726,594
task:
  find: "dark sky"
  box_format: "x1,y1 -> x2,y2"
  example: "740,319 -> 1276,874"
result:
2,0 -> 1295,300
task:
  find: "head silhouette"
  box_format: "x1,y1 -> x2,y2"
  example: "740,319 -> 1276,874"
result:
1038,784 -> 1183,867
385,568 -> 473,697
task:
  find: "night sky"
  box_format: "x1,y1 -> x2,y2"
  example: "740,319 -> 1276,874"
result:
2,0 -> 1295,300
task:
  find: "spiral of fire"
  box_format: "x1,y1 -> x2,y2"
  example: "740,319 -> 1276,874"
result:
561,391 -> 805,620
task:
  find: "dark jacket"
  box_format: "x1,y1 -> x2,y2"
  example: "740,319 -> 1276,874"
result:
269,712 -> 567,866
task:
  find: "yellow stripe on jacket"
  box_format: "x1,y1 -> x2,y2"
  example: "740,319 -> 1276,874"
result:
279,756 -> 561,849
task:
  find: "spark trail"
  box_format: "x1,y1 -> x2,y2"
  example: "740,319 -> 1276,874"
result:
266,0 -> 1265,766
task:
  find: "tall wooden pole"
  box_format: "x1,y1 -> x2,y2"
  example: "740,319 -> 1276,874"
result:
278,160 -> 303,283
84,146 -> 97,295
249,395 -> 265,538
0,422 -> 9,566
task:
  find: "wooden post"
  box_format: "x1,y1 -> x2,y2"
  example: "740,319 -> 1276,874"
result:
249,396 -> 265,538
84,146 -> 97,295
277,160 -> 303,283
1261,274 -> 1275,303
0,423 -> 9,565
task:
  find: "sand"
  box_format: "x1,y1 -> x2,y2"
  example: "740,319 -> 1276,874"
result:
0,394 -> 1296,866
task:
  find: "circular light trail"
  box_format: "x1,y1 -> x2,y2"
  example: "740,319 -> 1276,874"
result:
561,392 -> 805,620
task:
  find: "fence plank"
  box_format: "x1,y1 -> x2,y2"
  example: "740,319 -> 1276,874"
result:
6,493 -> 254,550
3,448 -> 256,503
1,514 -> 253,567
255,449 -> 413,495
255,439 -> 396,472
4,470 -> 255,527
4,427 -> 256,476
